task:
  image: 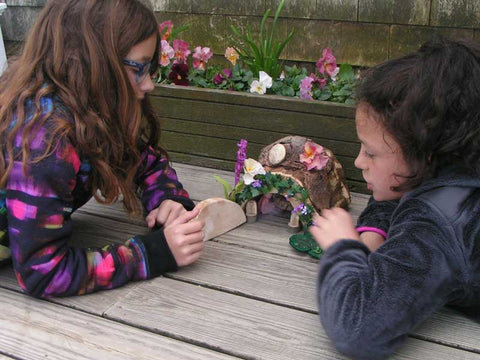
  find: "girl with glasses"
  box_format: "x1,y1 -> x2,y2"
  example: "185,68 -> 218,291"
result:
0,0 -> 205,297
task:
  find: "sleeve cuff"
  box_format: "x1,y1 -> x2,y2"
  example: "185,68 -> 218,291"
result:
135,229 -> 178,278
167,196 -> 195,211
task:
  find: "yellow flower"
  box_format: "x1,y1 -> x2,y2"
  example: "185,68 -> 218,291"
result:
225,47 -> 239,66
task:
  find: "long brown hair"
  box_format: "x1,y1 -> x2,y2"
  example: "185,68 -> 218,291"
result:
0,0 -> 165,214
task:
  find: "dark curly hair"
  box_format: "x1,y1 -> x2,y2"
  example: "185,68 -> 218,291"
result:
356,37 -> 480,191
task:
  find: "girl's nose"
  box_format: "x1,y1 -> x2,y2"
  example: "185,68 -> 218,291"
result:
141,75 -> 155,94
354,150 -> 365,170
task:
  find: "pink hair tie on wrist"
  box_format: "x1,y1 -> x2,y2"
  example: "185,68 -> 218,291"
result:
356,226 -> 387,239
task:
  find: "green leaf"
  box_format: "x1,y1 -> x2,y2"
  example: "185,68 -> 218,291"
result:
319,90 -> 332,101
213,176 -> 233,199
333,88 -> 351,97
338,64 -> 355,81
345,98 -> 356,105
282,86 -> 295,97
250,188 -> 261,198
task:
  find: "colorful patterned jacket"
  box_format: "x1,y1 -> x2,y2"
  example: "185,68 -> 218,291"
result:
0,95 -> 194,297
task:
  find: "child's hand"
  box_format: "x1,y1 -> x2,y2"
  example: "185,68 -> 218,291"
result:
309,208 -> 360,250
163,208 -> 205,267
146,200 -> 187,228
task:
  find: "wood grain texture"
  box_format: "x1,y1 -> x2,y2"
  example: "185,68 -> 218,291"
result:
0,287 -> 238,360
105,278 -> 480,360
0,354 -> 15,359
152,85 -> 356,118
3,162 -> 479,359
170,242 -> 480,353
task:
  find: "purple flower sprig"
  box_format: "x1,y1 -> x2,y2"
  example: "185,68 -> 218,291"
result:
293,203 -> 308,216
235,139 -> 248,185
251,179 -> 262,188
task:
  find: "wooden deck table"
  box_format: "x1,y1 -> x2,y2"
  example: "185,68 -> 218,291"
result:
1,163 -> 479,359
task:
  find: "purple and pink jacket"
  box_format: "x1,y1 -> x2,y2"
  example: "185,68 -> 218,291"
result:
0,95 -> 194,298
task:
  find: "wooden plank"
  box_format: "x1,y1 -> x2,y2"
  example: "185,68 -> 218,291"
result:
0,354 -> 15,359
413,307 -> 480,353
3,177 -> 478,355
162,118 -> 361,158
61,204 -> 480,354
151,84 -> 356,118
171,242 -> 480,354
105,277 -> 480,360
3,210 -> 480,355
153,97 -> 359,142
0,287 -> 238,360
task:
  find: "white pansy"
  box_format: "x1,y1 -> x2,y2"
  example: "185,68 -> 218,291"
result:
249,71 -> 272,94
330,66 -> 340,82
242,158 -> 266,185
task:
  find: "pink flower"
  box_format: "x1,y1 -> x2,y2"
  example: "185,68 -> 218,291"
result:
172,39 -> 191,64
299,141 -> 329,171
159,20 -> 173,41
300,73 -> 327,100
300,76 -> 314,100
192,46 -> 213,71
316,48 -> 339,78
160,40 -> 174,66
213,68 -> 232,85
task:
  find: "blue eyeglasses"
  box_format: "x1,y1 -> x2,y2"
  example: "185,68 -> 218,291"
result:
122,59 -> 156,84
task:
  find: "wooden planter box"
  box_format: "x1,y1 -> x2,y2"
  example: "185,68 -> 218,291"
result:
150,84 -> 367,194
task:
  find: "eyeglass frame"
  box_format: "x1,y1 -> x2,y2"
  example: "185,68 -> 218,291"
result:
122,59 -> 156,84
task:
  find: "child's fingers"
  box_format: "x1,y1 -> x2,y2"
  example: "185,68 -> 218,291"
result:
163,205 -> 187,227
184,237 -> 205,253
309,222 -> 323,246
169,207 -> 200,227
146,208 -> 160,228
182,247 -> 203,265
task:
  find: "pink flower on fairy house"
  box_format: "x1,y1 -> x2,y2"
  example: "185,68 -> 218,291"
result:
299,141 -> 329,171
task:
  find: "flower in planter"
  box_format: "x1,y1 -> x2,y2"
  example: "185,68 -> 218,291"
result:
168,63 -> 190,86
250,71 -> 272,94
225,47 -> 239,66
155,18 -> 358,104
300,74 -> 326,100
160,40 -> 174,67
159,20 -> 173,40
172,39 -> 191,63
213,68 -> 232,85
317,48 -> 339,79
192,46 -> 213,71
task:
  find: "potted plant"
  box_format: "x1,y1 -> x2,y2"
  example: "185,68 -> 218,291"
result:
151,1 -> 364,193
